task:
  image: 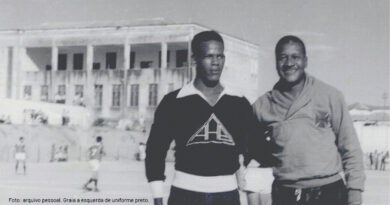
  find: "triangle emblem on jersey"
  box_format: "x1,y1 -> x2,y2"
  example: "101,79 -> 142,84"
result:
186,113 -> 235,146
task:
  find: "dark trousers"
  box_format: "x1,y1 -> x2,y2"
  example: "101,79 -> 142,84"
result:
168,186 -> 240,205
272,179 -> 347,205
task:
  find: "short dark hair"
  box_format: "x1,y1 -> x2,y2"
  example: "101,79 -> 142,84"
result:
191,30 -> 224,57
275,35 -> 306,56
96,136 -> 102,142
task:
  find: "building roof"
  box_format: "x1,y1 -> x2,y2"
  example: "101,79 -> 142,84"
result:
0,18 -> 172,32
348,102 -> 390,111
0,19 -> 259,48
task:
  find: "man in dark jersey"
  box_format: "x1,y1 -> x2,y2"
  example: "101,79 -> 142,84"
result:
145,30 -> 260,205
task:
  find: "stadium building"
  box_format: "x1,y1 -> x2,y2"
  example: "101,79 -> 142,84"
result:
0,22 -> 260,129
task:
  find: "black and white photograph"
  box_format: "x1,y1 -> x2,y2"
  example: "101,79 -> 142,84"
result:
0,0 -> 388,205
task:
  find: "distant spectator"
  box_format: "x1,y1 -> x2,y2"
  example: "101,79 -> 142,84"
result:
50,144 -> 56,162
380,151 -> 389,171
136,142 -> 146,161
369,152 -> 374,170
374,150 -> 380,170
73,93 -> 85,106
15,137 -> 27,175
62,109 -> 69,126
64,145 -> 69,161
0,115 -> 11,124
55,92 -> 66,104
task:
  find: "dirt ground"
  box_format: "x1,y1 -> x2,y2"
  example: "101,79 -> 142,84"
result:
0,160 -> 388,205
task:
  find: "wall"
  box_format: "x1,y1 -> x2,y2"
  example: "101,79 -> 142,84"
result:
24,47 -> 51,71
131,43 -> 160,69
223,49 -> 259,103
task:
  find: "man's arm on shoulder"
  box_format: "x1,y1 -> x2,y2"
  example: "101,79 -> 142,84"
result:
247,96 -> 276,168
330,91 -> 365,204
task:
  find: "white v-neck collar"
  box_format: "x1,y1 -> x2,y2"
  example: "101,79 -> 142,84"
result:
177,80 -> 243,105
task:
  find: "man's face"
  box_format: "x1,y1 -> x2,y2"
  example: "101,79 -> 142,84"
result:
276,42 -> 307,84
195,40 -> 225,84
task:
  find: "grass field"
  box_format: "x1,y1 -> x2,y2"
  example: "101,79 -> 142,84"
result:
0,160 -> 388,205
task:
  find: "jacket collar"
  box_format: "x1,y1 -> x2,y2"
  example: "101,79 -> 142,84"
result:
271,73 -> 315,119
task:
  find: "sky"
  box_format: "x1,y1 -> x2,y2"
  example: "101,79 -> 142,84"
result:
0,0 -> 388,106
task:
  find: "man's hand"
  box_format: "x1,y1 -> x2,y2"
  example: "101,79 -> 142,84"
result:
236,155 -> 247,191
348,189 -> 362,205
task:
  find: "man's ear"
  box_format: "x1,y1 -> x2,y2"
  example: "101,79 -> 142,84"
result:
191,55 -> 197,68
304,55 -> 308,69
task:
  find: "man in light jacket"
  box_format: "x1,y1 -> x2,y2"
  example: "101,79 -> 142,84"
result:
251,35 -> 365,205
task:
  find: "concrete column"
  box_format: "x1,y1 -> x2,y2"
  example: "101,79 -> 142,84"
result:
85,45 -> 94,107
0,47 -> 8,98
161,42 -> 168,69
138,82 -> 148,130
160,41 -> 168,101
5,47 -> 12,99
11,46 -> 21,100
187,35 -> 193,83
50,46 -> 58,101
123,41 -> 130,70
102,82 -> 111,117
122,41 -> 131,112
18,47 -> 27,99
86,45 -> 94,72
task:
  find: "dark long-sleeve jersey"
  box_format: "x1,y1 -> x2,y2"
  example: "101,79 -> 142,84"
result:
145,88 -> 264,182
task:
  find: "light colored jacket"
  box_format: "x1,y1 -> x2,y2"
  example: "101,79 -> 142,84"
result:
253,75 -> 365,190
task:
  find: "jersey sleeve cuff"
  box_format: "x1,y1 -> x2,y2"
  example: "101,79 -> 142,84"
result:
149,180 -> 164,198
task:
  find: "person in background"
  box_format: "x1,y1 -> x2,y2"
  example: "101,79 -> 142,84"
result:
83,136 -> 105,192
136,142 -> 146,161
15,137 -> 27,175
380,151 -> 389,171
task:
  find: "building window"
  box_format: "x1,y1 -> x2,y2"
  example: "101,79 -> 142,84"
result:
74,85 -> 84,106
140,61 -> 153,69
93,62 -> 101,70
176,50 -> 188,67
41,85 -> 48,102
130,84 -> 139,107
55,85 -> 66,104
112,84 -> 122,107
130,51 -> 135,69
106,52 -> 117,69
73,53 -> 83,70
58,54 -> 67,70
148,84 -> 158,106
23,85 -> 32,100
